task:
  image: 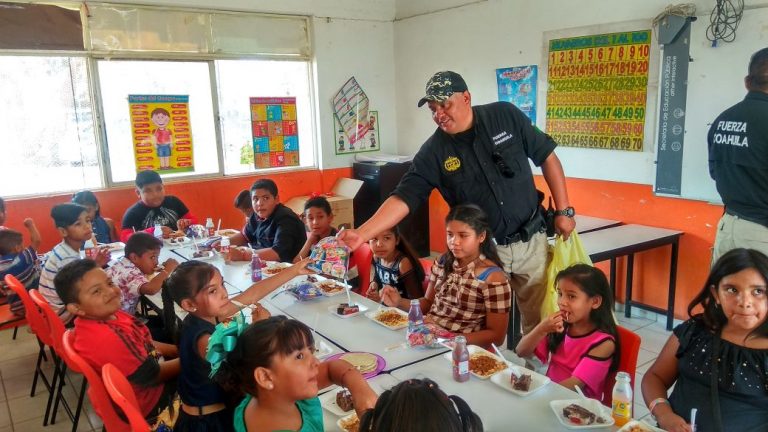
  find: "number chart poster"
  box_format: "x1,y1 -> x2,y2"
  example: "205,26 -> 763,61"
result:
546,30 -> 651,151
129,95 -> 194,173
250,97 -> 299,169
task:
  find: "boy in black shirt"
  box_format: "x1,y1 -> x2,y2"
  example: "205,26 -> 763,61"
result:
120,170 -> 198,242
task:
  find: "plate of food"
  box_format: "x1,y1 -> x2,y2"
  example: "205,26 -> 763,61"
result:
365,307 -> 409,330
490,365 -> 550,396
316,279 -> 347,296
319,388 -> 356,416
100,242 -> 125,252
328,303 -> 369,319
442,345 -> 508,379
190,250 -> 215,260
337,412 -> 359,432
164,234 -> 191,246
549,399 -> 615,429
617,420 -> 664,432
326,352 -> 385,379
216,228 -> 240,237
263,261 -> 291,277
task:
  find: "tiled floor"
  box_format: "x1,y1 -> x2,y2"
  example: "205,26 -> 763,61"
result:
0,309 -> 672,431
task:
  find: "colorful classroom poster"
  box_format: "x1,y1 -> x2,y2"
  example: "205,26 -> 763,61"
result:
332,77 -> 370,147
250,97 -> 299,169
128,95 -> 193,173
546,30 -> 651,151
496,65 -> 538,124
334,111 -> 380,154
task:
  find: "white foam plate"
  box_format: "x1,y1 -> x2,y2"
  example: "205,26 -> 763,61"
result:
550,399 -> 615,429
365,307 -> 409,330
315,280 -> 348,297
336,412 -> 359,432
319,389 -> 356,417
262,261 -> 291,278
489,365 -> 550,396
617,420 -> 664,432
101,242 -> 125,252
315,340 -> 334,359
164,236 -> 191,247
441,345 -> 509,379
328,303 -> 369,319
189,250 -> 215,261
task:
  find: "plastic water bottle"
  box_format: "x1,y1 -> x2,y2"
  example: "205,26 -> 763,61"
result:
407,299 -> 423,332
452,335 -> 470,382
250,253 -> 263,282
611,371 -> 633,426
205,217 -> 215,237
153,223 -> 163,240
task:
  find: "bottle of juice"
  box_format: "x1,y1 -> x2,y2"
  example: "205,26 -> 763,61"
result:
250,253 -> 263,282
205,217 -> 215,237
452,336 -> 470,382
612,371 -> 633,426
83,239 -> 96,259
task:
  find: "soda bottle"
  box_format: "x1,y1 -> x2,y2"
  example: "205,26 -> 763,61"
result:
83,239 -> 96,259
452,336 -> 470,382
611,371 -> 633,426
205,217 -> 215,237
220,236 -> 231,255
406,299 -> 425,347
153,223 -> 163,240
250,252 -> 263,282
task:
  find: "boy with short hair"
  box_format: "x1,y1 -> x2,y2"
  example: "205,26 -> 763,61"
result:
0,218 -> 42,317
120,170 -> 198,242
233,189 -> 254,220
55,259 -> 179,418
227,179 -> 306,262
107,232 -> 179,314
295,196 -> 336,261
39,203 -> 111,324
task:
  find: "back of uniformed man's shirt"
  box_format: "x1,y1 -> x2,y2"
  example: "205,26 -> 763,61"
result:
708,90 -> 768,227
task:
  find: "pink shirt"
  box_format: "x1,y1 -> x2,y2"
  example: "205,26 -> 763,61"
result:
106,257 -> 149,314
535,329 -> 614,399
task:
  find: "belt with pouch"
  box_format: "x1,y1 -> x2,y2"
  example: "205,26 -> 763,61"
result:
497,209 -> 546,246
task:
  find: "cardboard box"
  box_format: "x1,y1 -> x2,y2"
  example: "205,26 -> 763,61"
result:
284,178 -> 364,230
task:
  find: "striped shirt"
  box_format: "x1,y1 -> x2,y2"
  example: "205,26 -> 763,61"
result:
39,241 -> 80,324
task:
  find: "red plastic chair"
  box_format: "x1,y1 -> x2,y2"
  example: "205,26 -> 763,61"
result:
102,363 -> 151,432
349,242 -> 373,294
62,330 -> 131,432
1,275 -> 30,340
4,276 -> 57,403
600,326 -> 642,406
419,257 -> 433,291
29,289 -> 80,429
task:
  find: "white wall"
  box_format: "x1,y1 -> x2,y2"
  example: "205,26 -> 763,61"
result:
392,0 -> 762,198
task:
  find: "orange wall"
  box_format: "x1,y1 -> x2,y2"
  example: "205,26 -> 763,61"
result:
2,168 -> 352,252
4,169 -> 721,320
428,176 -> 723,320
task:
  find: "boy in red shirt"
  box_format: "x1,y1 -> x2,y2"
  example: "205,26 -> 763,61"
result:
55,259 -> 179,418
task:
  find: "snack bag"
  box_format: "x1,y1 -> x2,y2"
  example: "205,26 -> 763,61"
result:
541,231 -> 592,318
308,236 -> 350,279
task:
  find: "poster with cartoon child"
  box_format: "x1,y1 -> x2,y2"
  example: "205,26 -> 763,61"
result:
129,95 -> 194,173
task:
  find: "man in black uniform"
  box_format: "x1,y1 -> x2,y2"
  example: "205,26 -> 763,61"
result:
709,48 -> 768,262
340,71 -> 575,345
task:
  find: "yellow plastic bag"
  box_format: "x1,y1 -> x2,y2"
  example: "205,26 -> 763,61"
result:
541,231 -> 593,318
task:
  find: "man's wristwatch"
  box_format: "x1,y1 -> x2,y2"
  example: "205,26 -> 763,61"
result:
554,206 -> 575,218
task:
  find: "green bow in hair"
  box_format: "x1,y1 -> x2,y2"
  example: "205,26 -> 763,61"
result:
207,311 -> 247,378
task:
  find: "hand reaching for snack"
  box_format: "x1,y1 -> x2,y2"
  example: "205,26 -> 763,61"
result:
380,285 -> 402,307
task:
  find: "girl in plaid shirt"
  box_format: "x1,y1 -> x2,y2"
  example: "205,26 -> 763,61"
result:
382,204 -> 512,348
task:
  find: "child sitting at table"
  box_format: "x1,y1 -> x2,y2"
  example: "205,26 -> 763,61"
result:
106,232 -> 179,315
359,378 -> 483,432
212,316 -> 378,432
642,248 -> 768,432
162,258 -> 313,431
295,196 -> 337,261
120,170 -> 198,242
515,264 -> 617,399
0,219 -> 42,317
366,225 -> 425,301
381,204 -> 511,348
39,203 -> 111,325
233,189 -> 254,221
55,259 -> 179,420
72,190 -> 119,244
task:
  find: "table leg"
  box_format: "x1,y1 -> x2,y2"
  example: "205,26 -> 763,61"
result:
625,254 -> 634,318
609,257 -> 617,294
666,239 -> 680,330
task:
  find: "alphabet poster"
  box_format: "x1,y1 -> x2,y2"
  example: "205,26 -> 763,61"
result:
546,30 -> 651,151
128,95 -> 194,173
250,97 -> 299,169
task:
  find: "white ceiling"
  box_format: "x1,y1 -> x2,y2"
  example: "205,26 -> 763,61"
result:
394,0 -> 488,20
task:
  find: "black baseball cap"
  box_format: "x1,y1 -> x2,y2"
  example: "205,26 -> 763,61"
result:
417,71 -> 469,107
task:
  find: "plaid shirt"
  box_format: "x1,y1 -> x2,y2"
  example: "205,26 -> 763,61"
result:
427,257 -> 512,334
